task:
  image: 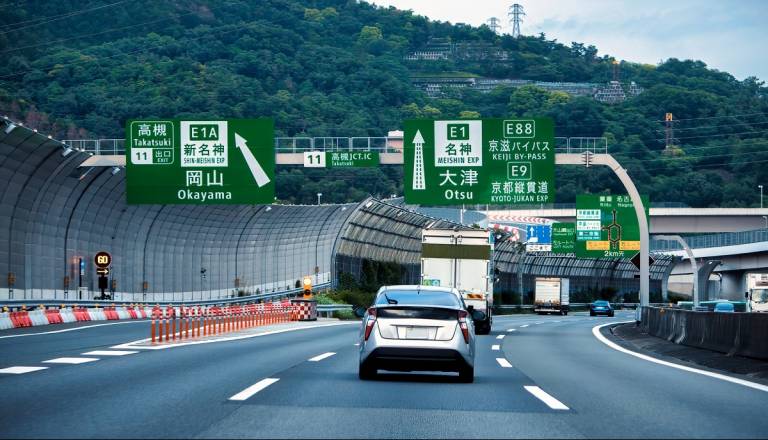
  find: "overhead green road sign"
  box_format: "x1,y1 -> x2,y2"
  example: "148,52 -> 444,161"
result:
303,151 -> 379,168
126,119 -> 274,204
575,194 -> 649,258
551,222 -> 576,254
404,118 -> 555,205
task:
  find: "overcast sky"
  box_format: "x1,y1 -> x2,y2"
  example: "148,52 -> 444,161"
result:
368,0 -> 768,82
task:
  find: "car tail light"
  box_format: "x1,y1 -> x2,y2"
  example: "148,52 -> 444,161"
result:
458,310 -> 470,344
363,307 -> 377,341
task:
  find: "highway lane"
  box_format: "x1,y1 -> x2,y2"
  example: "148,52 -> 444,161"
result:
500,312 -> 768,438
1,312 -> 767,438
0,320 -> 151,365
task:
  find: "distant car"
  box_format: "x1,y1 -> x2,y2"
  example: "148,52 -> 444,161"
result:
358,285 -> 483,383
590,300 -> 614,317
714,302 -> 735,313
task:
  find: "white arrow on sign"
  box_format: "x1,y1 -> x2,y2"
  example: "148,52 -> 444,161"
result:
235,133 -> 270,187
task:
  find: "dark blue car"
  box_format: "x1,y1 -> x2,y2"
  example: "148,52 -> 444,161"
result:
590,300 -> 614,317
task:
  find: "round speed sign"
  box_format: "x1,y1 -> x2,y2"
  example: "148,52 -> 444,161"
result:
94,251 -> 112,268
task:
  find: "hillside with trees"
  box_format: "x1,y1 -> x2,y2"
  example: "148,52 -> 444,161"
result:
0,0 -> 766,206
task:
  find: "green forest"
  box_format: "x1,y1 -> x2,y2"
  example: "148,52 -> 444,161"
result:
1,0 -> 766,206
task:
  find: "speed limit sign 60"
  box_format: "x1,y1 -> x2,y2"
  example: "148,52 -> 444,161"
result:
94,251 -> 112,268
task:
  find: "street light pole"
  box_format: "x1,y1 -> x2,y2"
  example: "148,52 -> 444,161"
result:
317,192 -> 322,205
759,185 -> 764,209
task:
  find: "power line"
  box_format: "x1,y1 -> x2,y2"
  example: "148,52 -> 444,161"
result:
0,20 -> 262,80
655,129 -> 768,142
653,112 -> 768,124
0,8 -> 211,55
641,156 -> 768,173
655,120 -> 768,132
0,1 -> 130,35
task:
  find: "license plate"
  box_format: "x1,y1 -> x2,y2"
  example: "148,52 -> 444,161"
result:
405,327 -> 430,339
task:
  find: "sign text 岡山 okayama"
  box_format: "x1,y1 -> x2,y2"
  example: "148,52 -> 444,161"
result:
125,119 -> 274,204
404,118 -> 555,205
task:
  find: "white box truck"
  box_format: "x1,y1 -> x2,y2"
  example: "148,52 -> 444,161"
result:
421,228 -> 493,334
534,277 -> 570,315
747,273 -> 768,312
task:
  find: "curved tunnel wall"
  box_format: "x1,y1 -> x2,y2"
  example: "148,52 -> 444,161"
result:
334,199 -> 465,285
0,117 -> 356,302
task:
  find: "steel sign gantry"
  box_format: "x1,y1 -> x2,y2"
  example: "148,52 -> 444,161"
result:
556,153 -> 651,306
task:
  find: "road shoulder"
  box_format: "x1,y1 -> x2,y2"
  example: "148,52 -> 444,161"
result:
605,322 -> 768,385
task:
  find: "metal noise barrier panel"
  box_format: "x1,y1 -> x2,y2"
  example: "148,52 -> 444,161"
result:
641,307 -> 768,360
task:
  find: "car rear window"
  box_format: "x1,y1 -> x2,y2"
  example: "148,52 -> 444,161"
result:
375,290 -> 461,307
594,301 -> 609,305
377,307 -> 458,320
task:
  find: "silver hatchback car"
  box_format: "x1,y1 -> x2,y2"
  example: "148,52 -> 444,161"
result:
358,285 -> 484,383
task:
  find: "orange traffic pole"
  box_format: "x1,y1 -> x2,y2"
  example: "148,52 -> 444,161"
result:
172,316 -> 176,341
151,318 -> 156,343
203,314 -> 208,336
161,318 -> 166,342
186,316 -> 190,339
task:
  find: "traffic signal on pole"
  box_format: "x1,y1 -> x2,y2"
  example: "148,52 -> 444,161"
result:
302,276 -> 312,298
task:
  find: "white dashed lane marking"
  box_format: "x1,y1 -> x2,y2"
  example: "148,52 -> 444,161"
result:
506,328 -> 516,332
524,386 -> 569,410
496,358 -> 513,368
0,366 -> 48,374
229,378 -> 279,401
42,357 -> 99,365
82,350 -> 138,356
308,352 -> 336,362
520,324 -> 529,328
496,334 -> 505,340
491,345 -> 500,351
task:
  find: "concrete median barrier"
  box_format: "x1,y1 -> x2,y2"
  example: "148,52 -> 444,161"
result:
641,307 -> 768,360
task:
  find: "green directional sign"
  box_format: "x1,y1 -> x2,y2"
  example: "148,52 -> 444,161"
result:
404,118 -> 555,205
126,119 -> 274,204
327,151 -> 378,168
551,222 -> 576,254
303,151 -> 379,168
575,194 -> 649,258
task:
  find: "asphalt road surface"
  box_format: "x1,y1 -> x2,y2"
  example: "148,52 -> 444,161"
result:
1,312 -> 767,438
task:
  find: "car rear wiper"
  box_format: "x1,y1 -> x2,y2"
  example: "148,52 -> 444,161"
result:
384,293 -> 398,304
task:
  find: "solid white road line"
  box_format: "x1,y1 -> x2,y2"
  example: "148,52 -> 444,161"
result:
491,345 -> 500,351
43,357 -> 99,364
496,334 -> 505,340
524,386 -> 569,410
592,322 -> 768,394
82,350 -> 138,356
506,328 -> 516,332
496,357 -> 513,368
520,324 -> 529,328
229,378 -> 280,401
308,352 -> 336,362
0,321 -> 145,339
0,366 -> 49,374
535,322 -> 543,324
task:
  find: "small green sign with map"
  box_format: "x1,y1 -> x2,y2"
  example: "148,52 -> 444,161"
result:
126,119 -> 274,204
404,118 -> 555,205
575,194 -> 649,258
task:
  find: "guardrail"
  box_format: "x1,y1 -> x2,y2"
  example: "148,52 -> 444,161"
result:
640,306 -> 768,360
0,283 -> 332,309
